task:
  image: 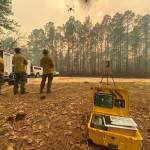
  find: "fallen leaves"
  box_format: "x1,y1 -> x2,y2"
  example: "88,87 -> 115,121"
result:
64,131 -> 72,136
7,144 -> 14,150
0,80 -> 149,150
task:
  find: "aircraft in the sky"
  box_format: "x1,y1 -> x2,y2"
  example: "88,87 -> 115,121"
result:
66,2 -> 75,12
68,7 -> 75,12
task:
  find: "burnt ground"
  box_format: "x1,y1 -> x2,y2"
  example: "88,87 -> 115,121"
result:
0,77 -> 149,150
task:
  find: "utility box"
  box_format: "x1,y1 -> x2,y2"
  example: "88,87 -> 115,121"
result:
87,85 -> 143,150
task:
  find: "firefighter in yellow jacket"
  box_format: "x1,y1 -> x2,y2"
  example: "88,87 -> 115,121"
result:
12,48 -> 28,95
40,49 -> 54,93
0,55 -> 4,95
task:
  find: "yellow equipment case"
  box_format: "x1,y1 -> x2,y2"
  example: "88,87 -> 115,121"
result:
87,61 -> 143,150
87,85 -> 143,150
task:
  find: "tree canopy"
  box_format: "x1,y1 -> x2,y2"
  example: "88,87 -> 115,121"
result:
28,11 -> 150,77
0,0 -> 17,33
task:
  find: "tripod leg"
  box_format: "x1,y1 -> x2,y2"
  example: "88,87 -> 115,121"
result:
107,70 -> 109,85
111,74 -> 116,87
100,67 -> 104,84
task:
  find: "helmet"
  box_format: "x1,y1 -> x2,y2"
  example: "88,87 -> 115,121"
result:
14,48 -> 21,53
43,49 -> 49,55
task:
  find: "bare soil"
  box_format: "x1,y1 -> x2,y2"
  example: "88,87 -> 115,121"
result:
0,77 -> 149,150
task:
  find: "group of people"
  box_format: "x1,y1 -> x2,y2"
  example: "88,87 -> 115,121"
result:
0,48 -> 54,95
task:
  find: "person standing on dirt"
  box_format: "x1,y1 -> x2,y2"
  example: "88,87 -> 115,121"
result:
0,55 -> 4,95
40,49 -> 54,93
12,48 -> 28,95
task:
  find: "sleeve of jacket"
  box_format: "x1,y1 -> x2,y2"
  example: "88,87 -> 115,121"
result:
2,61 -> 4,72
24,57 -> 28,65
0,59 -> 4,72
49,58 -> 54,68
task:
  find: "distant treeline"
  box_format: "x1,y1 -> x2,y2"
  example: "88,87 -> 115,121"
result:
28,10 -> 150,77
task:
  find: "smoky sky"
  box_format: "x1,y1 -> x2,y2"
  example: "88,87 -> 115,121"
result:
12,0 -> 150,33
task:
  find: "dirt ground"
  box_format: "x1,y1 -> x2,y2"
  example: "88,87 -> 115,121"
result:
0,77 -> 150,150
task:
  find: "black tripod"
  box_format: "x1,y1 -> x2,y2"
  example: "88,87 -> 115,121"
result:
100,60 -> 116,86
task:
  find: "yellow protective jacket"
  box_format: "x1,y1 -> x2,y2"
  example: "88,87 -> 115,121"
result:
40,55 -> 54,74
0,57 -> 4,75
12,53 -> 28,73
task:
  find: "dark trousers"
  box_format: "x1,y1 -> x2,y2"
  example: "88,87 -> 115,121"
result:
40,73 -> 53,93
14,72 -> 27,94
